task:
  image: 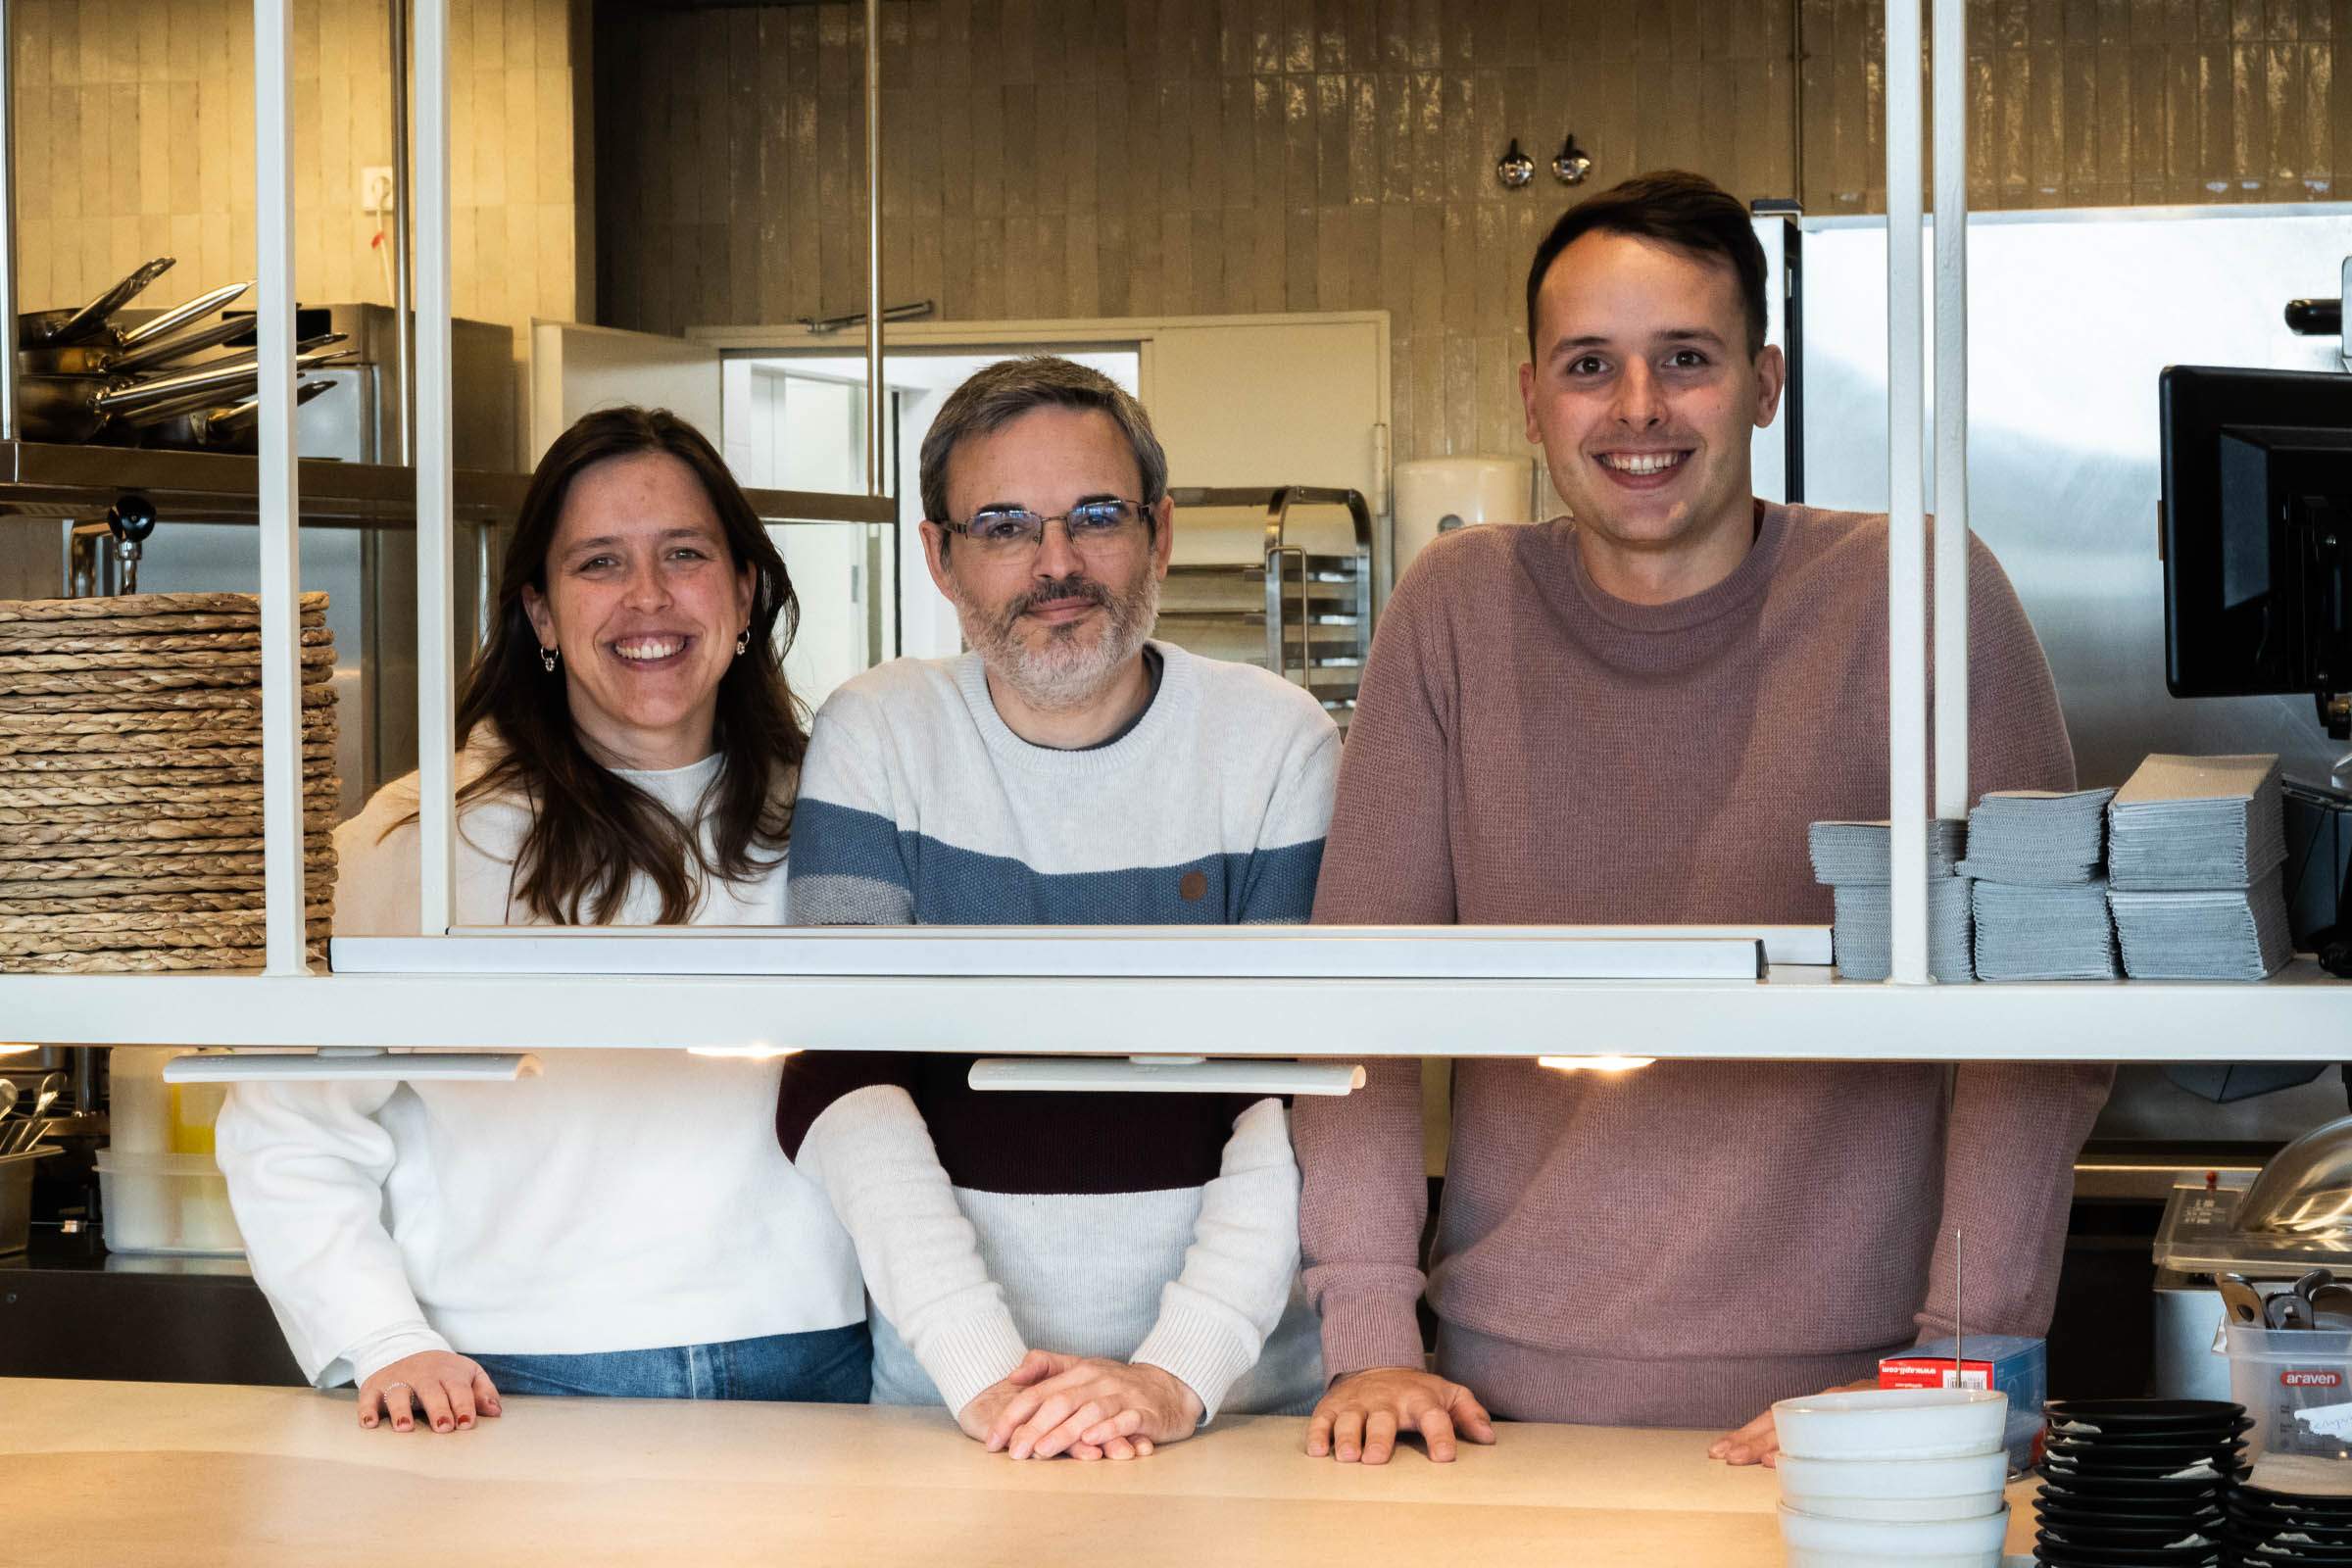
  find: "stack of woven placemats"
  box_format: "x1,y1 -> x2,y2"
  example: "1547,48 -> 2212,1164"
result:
0,590 -> 338,973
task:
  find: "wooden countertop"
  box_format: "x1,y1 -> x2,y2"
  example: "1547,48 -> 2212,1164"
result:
0,1378 -> 2041,1566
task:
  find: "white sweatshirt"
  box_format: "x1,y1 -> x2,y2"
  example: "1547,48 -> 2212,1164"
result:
215,751 -> 863,1388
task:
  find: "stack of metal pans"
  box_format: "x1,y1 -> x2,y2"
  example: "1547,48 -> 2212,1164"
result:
14,257 -> 348,450
0,591 -> 338,972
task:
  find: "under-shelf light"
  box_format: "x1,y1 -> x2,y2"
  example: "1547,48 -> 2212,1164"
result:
969,1056 -> 1367,1097
1538,1055 -> 1657,1074
163,1049 -> 541,1084
0,1044 -> 36,1058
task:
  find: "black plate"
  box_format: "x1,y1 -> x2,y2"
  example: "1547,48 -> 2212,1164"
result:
2041,1542 -> 2220,1560
2041,1507 -> 2226,1534
2051,1419 -> 2257,1448
2050,1410 -> 2248,1439
2042,1474 -> 2230,1501
2050,1439 -> 2248,1457
2238,1494 -> 2352,1523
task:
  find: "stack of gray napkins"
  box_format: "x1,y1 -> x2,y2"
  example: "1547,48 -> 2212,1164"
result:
1960,789 -> 2122,980
2106,754 -> 2293,980
1808,819 -> 1974,981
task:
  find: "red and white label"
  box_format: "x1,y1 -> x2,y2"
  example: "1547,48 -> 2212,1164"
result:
2282,1370 -> 2343,1388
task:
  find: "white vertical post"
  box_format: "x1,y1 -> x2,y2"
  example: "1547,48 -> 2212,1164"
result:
1932,0 -> 1970,821
862,0 -> 885,495
256,0 -> 306,975
0,0 -> 18,441
1886,0 -> 1929,983
414,0 -> 456,934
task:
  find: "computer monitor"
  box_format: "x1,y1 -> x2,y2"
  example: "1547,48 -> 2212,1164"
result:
2161,365 -> 2352,710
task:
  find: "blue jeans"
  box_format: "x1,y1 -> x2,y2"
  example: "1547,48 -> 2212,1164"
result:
470,1322 -> 871,1402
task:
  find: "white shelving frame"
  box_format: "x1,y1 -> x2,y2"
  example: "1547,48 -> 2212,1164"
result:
2,0 -> 2347,1065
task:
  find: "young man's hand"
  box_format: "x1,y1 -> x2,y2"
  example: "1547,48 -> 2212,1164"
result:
1305,1366 -> 1494,1464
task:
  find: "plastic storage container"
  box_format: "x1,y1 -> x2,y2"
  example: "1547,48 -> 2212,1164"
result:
2224,1323 -> 2352,1460
94,1150 -> 244,1256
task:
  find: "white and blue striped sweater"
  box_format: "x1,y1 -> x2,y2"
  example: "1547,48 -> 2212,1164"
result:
779,642 -> 1341,1420
787,643 -> 1337,925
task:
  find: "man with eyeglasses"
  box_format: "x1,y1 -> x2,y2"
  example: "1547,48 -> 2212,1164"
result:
776,355 -> 1338,1461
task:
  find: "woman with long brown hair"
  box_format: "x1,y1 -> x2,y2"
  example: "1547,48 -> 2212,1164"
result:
217,407 -> 865,1433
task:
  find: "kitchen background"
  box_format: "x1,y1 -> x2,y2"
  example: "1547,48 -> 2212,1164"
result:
0,0 -> 2342,491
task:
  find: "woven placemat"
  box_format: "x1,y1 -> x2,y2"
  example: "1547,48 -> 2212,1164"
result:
0,645 -> 336,673
0,729 -> 336,760
0,908 -> 332,953
7,816 -> 337,852
0,800 -> 340,826
0,905 -> 329,939
0,613 -> 326,641
0,591 -> 328,623
0,829 -> 337,859
0,886 -> 333,916
0,664 -> 335,697
0,779 -> 341,809
0,710 -> 336,743
0,761 -> 338,785
0,901 -> 330,931
3,942 -> 327,974
0,842 -> 335,874
0,629 -> 332,656
0,684 -> 337,714
0,869 -> 334,898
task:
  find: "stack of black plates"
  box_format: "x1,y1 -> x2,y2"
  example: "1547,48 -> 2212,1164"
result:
2228,1480 -> 2352,1563
2035,1399 -> 2248,1568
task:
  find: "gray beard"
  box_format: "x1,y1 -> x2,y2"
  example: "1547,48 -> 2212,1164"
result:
954,567 -> 1161,712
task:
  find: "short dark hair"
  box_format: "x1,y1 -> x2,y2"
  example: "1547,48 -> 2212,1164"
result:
918,355 -> 1169,530
1523,170 -> 1768,359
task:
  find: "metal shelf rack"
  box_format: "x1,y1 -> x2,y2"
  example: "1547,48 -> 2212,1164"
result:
1160,485 -> 1374,727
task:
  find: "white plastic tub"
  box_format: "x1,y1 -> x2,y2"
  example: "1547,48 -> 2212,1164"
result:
95,1150 -> 244,1257
2224,1323 -> 2352,1460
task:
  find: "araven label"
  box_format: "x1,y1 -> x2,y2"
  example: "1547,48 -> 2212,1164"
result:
2282,1370 -> 2343,1388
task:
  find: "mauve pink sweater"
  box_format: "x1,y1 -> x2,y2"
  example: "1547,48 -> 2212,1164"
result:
1295,503 -> 2115,1428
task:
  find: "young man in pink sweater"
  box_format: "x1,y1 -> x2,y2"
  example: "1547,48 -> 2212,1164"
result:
1294,171 -> 2113,1467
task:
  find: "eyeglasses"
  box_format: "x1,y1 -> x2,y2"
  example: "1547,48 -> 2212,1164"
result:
938,499 -> 1152,556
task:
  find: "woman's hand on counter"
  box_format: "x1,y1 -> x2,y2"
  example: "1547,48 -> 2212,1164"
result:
1709,1378 -> 1879,1467
358,1351 -> 504,1435
983,1352 -> 1203,1460
1305,1368 -> 1495,1465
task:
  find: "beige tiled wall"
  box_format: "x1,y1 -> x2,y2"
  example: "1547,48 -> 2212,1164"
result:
8,0 -> 590,360
596,0 -> 2346,469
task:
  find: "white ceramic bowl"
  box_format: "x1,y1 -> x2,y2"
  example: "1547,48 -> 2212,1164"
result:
1777,1501 -> 2010,1558
1779,1490 -> 2005,1523
1783,1552 -> 2003,1568
1776,1448 -> 2008,1502
1771,1387 -> 2008,1461
1778,1551 -> 2003,1560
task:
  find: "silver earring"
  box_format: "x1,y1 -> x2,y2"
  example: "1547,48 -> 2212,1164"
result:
735,629 -> 750,658
540,646 -> 558,672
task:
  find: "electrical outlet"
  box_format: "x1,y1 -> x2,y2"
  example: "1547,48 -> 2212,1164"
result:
360,166 -> 396,213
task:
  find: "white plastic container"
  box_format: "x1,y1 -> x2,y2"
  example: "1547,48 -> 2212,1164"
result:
1777,1500 -> 2008,1564
1772,1387 -> 2009,1460
95,1150 -> 244,1256
2225,1323 -> 2352,1460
